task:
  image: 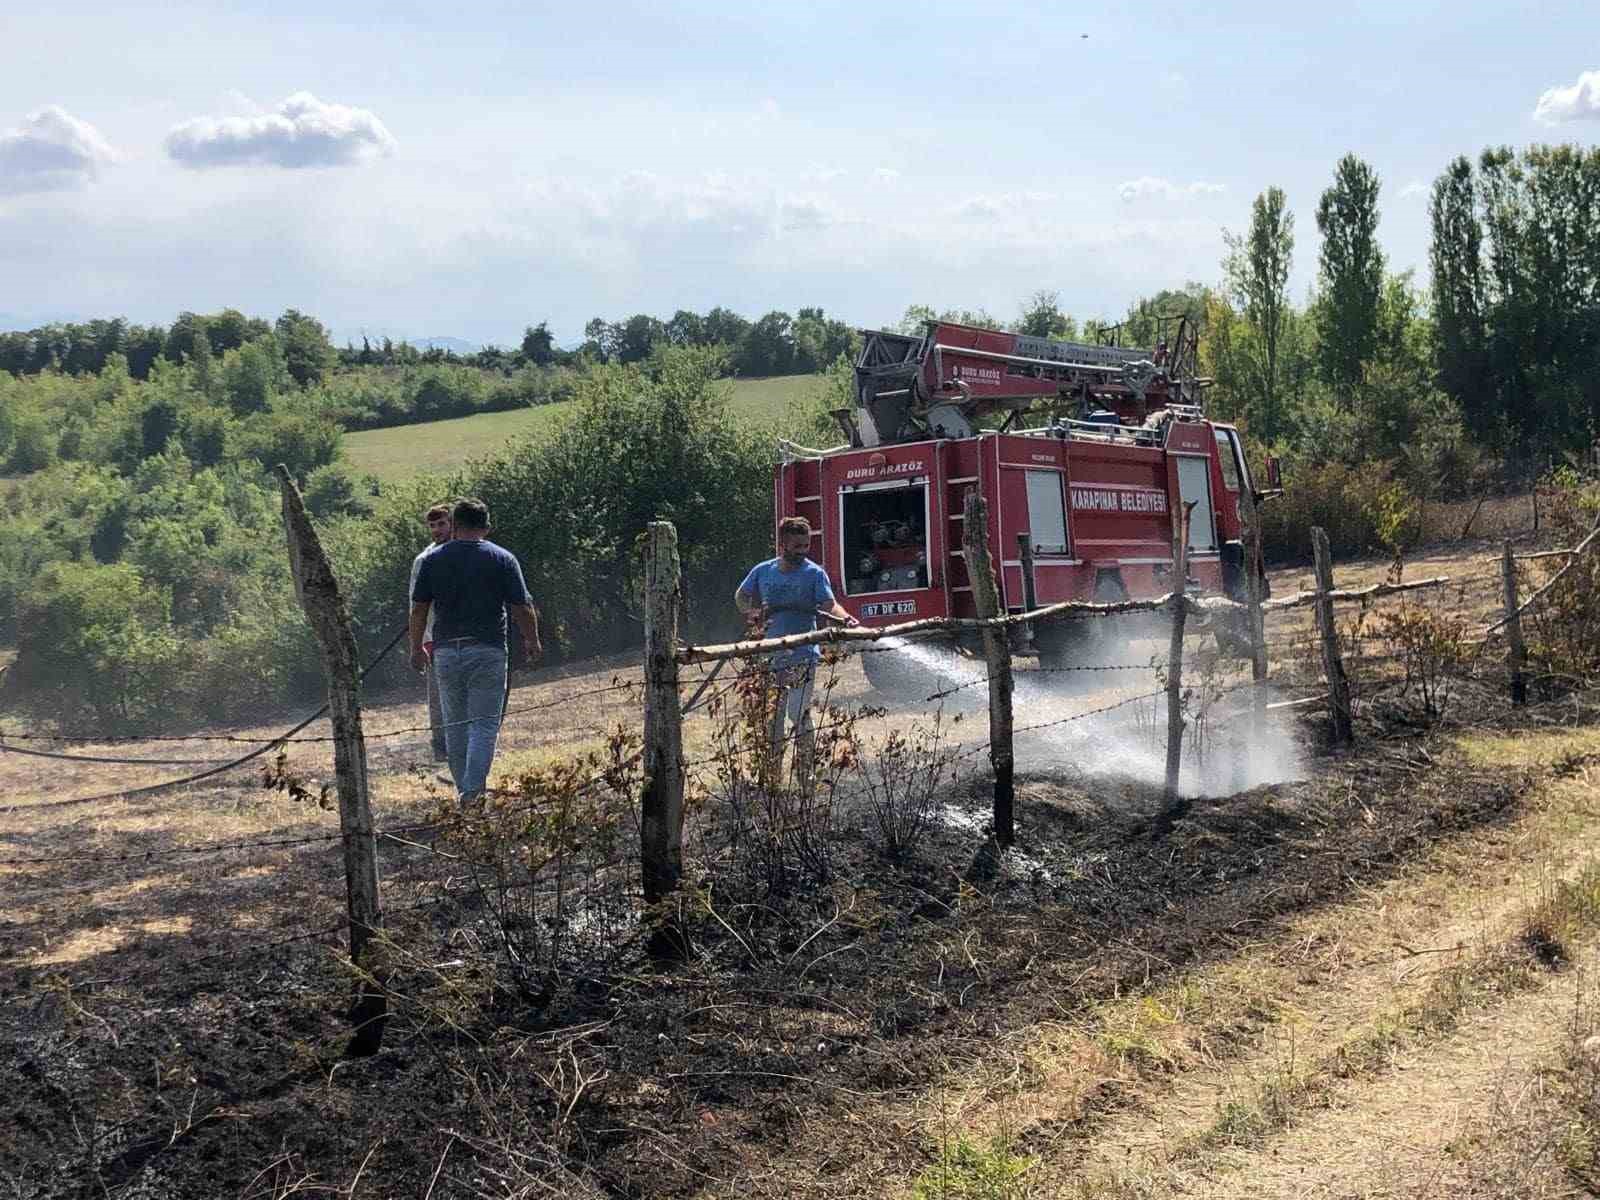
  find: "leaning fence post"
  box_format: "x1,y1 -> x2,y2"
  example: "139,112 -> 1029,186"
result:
641,520 -> 688,961
1502,539 -> 1527,706
1311,526 -> 1354,746
964,492 -> 1014,848
274,465 -> 386,1057
1235,479 -> 1270,691
1164,502 -> 1196,812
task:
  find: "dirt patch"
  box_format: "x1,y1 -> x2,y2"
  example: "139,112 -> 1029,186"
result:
1,699 -> 1539,1198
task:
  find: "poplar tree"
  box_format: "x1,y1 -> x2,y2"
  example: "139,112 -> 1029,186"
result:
1223,187 -> 1296,441
1315,154 -> 1384,399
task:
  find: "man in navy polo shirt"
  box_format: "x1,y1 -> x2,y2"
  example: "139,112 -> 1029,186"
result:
409,497 -> 542,803
735,515 -> 856,789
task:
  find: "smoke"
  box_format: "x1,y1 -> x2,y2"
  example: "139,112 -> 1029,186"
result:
873,637 -> 1304,798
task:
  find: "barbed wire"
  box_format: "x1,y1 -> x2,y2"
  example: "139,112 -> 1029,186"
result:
0,742 -> 235,767
0,680 -> 640,748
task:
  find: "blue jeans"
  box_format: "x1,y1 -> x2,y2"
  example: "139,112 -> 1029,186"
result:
766,660 -> 817,789
433,642 -> 507,799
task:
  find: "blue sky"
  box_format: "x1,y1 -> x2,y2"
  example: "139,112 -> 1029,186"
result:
0,1 -> 1596,348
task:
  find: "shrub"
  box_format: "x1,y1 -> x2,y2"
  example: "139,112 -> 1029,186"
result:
8,561 -> 184,726
464,345 -> 771,661
1523,471 -> 1600,684
1375,601 -> 1469,719
1258,458 -> 1394,564
303,463 -> 373,519
4,400 -> 57,473
433,734 -> 643,999
855,714 -> 958,859
240,410 -> 342,479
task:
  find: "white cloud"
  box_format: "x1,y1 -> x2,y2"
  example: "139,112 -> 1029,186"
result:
949,190 -> 1054,224
1118,176 -> 1170,201
779,197 -> 834,232
1534,70 -> 1600,124
1117,176 -> 1226,202
872,167 -> 900,183
954,195 -> 1003,222
1399,180 -> 1428,199
165,91 -> 396,169
802,163 -> 846,184
0,106 -> 121,195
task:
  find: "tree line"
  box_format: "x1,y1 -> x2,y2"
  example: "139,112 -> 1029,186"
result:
1,304 -> 863,385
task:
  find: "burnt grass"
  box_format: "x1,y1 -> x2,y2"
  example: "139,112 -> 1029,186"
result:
1,689 -> 1557,1200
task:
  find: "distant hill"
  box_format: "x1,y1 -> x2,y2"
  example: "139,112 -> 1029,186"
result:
414,336 -> 482,354
335,328 -> 483,355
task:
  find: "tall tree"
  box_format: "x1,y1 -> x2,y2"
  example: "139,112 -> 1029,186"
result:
1016,290 -> 1076,340
664,310 -> 706,347
582,318 -> 619,363
736,311 -> 795,376
791,306 -> 857,372
1314,154 -> 1384,398
1475,144 -> 1600,461
520,322 -> 556,365
1428,156 -> 1491,437
616,314 -> 666,364
701,307 -> 751,349
274,309 -> 336,387
1223,187 -> 1297,441
1119,284 -> 1211,350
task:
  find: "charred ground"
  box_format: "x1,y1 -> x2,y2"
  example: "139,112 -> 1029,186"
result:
2,664 -> 1552,1198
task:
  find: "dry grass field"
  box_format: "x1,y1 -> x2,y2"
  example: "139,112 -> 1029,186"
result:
5,524 -> 1600,1198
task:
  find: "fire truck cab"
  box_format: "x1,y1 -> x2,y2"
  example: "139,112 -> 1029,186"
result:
773,319 -> 1269,676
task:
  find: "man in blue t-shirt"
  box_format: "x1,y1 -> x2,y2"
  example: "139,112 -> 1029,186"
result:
409,497 -> 542,803
734,515 -> 856,789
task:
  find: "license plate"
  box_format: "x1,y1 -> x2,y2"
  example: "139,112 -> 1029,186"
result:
862,600 -> 917,618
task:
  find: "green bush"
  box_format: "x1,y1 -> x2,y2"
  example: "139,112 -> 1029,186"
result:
241,410 -> 343,479
1258,458 -> 1394,564
303,463 -> 373,520
4,399 -> 58,473
9,561 -> 183,726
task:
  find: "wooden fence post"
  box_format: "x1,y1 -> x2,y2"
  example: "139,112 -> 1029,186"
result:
1235,480 -> 1270,691
1016,531 -> 1039,654
641,520 -> 688,961
1164,502 -> 1195,812
1502,539 -> 1527,706
964,492 -> 1014,848
1311,527 -> 1354,746
275,465 -> 386,1058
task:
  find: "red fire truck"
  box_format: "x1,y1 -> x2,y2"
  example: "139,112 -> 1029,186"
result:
773,318 -> 1273,685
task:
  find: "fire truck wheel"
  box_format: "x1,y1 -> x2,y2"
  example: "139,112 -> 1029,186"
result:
1033,621 -> 1092,672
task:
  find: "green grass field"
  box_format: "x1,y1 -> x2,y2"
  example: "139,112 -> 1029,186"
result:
343,373 -> 819,483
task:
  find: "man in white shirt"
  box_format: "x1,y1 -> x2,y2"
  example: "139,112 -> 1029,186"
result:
408,503 -> 453,760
